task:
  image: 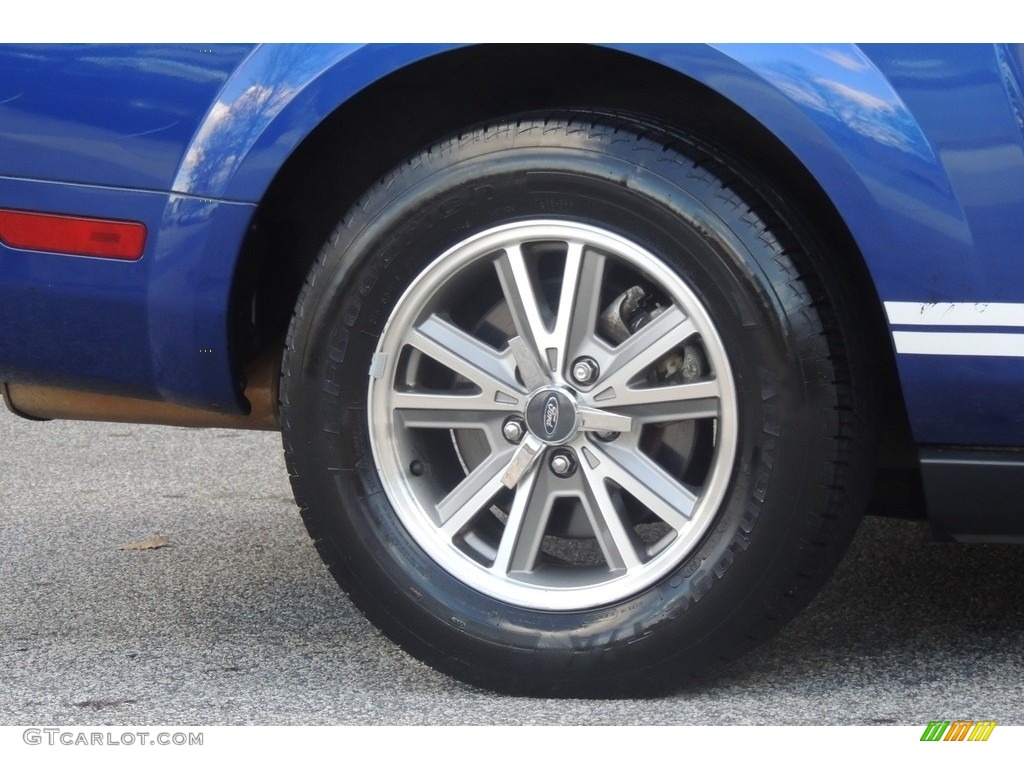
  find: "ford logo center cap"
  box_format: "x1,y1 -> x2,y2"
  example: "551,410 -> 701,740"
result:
526,388 -> 578,444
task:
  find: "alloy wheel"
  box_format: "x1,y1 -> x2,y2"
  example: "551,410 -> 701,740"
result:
367,220 -> 738,610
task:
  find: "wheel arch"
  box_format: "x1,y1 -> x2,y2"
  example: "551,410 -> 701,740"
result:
224,44 -> 922,461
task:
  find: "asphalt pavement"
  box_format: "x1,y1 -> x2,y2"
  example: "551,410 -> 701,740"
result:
1,408 -> 1022,725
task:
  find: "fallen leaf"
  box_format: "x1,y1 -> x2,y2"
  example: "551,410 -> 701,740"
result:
119,535 -> 171,551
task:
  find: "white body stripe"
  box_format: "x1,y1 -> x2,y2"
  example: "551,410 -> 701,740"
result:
885,302 -> 1024,357
884,301 -> 1024,327
892,331 -> 1024,357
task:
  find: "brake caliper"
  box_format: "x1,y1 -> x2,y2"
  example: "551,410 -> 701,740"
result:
598,286 -> 706,383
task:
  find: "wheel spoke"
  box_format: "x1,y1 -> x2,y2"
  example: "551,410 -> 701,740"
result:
594,379 -> 720,423
496,241 -> 601,380
392,391 -> 513,429
586,440 -> 698,530
405,315 -> 522,402
437,447 -> 516,534
578,460 -> 644,573
508,336 -> 547,390
494,245 -> 551,373
562,248 -> 607,369
491,468 -> 552,576
578,406 -> 633,433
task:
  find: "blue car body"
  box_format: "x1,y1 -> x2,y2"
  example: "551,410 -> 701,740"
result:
2,43 -> 1023,539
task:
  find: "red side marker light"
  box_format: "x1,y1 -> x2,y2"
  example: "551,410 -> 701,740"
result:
0,208 -> 146,260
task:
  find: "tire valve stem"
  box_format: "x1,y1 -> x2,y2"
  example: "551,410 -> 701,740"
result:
409,460 -> 425,476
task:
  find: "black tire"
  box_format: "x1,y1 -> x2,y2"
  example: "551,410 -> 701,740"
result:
280,112 -> 874,697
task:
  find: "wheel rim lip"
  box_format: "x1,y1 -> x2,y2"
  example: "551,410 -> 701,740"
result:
367,220 -> 738,611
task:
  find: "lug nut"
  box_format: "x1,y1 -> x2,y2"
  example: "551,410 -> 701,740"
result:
549,450 -> 577,478
550,455 -> 571,475
502,418 -> 525,444
571,357 -> 599,386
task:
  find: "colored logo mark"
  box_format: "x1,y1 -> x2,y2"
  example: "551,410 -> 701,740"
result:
920,720 -> 997,742
543,395 -> 559,436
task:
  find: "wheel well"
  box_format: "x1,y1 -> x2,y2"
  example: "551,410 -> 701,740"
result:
231,43 -> 916,482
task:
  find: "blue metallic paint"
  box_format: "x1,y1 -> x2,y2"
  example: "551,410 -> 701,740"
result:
0,174 -> 254,409
170,44 -> 450,201
0,44 -> 254,190
146,195 -> 256,411
1,44 -> 1024,443
0,180 -> 253,411
0,176 -> 167,395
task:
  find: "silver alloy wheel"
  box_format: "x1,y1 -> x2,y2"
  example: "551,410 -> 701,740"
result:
367,220 -> 738,610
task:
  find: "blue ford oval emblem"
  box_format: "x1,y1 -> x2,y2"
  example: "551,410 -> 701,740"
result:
543,395 -> 559,436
